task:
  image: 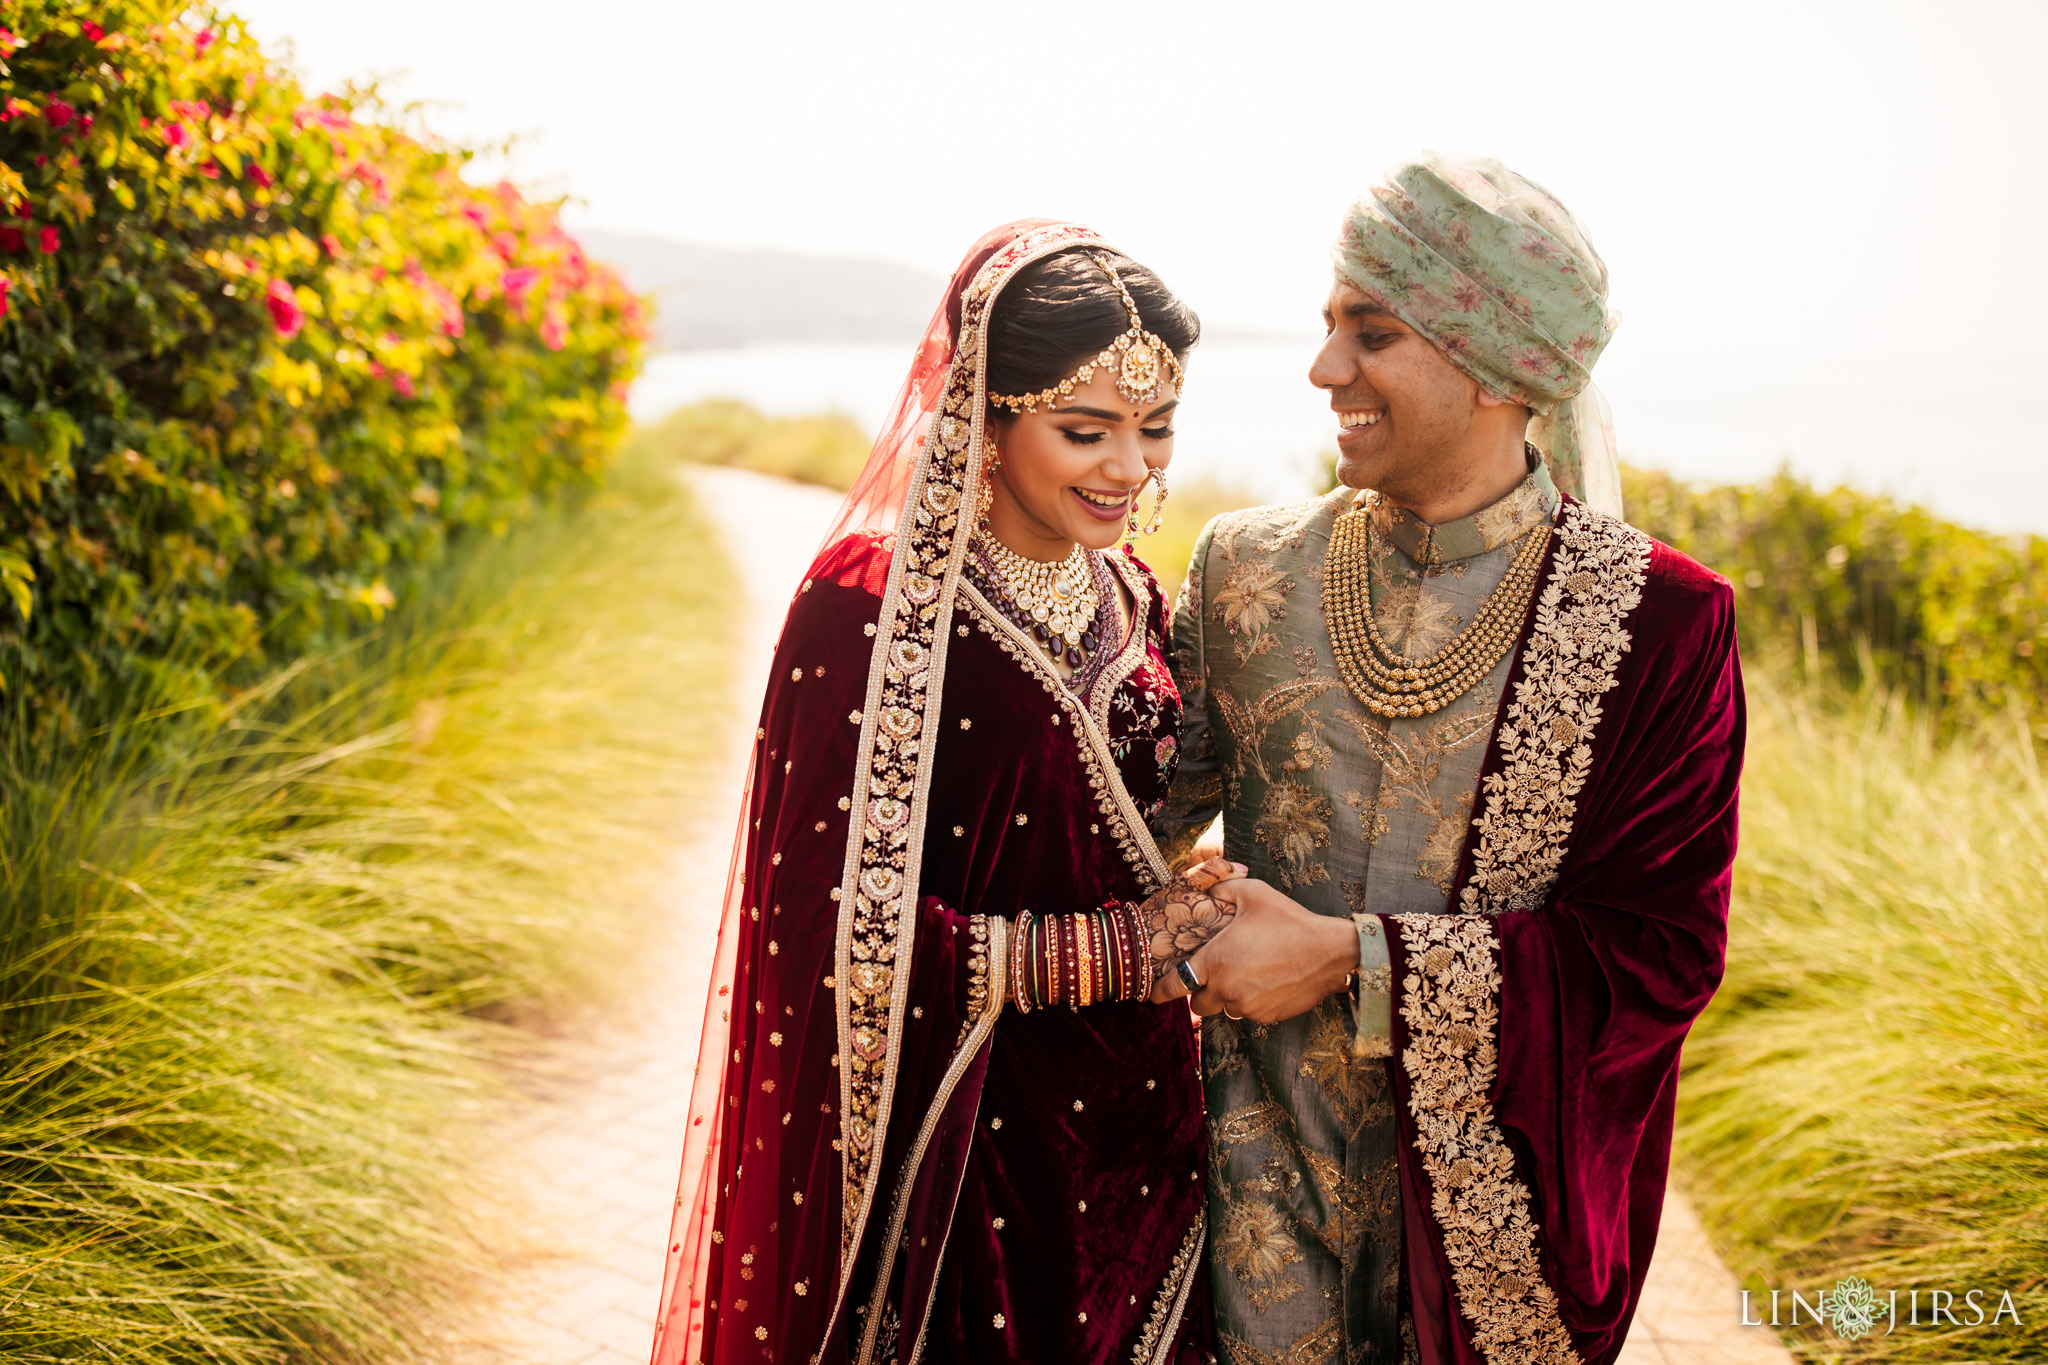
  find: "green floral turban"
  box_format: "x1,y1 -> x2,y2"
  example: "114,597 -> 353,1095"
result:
1335,152 -> 1623,516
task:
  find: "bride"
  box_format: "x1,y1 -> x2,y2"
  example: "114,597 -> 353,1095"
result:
650,221 -> 1243,1365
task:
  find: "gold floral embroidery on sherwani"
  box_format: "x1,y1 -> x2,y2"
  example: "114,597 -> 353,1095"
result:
1157,463 -> 1560,1365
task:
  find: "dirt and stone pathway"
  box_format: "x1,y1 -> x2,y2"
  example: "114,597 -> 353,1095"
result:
452,466 -> 1795,1365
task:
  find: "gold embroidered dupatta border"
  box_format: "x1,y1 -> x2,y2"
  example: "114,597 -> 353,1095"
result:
817,222 -> 1115,1355
857,929 -> 1009,1365
1387,501 -> 1652,1365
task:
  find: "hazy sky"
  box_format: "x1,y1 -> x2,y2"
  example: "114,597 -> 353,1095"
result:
231,0 -> 2048,526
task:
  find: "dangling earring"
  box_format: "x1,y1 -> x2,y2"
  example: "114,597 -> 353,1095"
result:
977,435 -> 1002,530
1128,468 -> 1166,541
1143,467 -> 1168,535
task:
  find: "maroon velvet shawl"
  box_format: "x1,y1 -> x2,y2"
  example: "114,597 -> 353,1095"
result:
1379,500 -> 1745,1365
672,532 -> 1213,1365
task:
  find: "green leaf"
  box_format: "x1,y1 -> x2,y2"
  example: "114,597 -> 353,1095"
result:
0,546 -> 35,622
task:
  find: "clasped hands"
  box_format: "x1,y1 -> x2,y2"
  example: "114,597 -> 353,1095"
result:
1135,857 -> 1360,1025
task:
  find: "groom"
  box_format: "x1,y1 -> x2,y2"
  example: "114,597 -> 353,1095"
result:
1153,155 -> 1744,1365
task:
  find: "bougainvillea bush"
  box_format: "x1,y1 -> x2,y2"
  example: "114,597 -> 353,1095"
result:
0,0 -> 645,728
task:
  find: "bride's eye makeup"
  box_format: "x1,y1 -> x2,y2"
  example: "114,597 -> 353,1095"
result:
1142,425 -> 1174,441
1061,429 -> 1109,445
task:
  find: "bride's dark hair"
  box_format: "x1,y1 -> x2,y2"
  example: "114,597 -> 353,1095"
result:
984,248 -> 1199,407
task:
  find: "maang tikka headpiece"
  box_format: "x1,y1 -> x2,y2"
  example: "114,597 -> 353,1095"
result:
988,254 -> 1187,414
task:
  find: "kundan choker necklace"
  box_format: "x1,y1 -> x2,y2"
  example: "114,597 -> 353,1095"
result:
970,527 -> 1104,668
1324,498 -> 1551,719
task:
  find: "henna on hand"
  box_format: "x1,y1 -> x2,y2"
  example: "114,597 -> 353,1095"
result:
1136,857 -> 1244,991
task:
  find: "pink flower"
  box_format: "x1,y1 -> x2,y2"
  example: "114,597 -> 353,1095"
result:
348,160 -> 389,205
0,28 -> 20,55
320,232 -> 341,257
490,230 -> 518,259
265,278 -> 304,339
501,265 -> 541,307
44,101 -> 74,130
294,105 -> 351,134
199,160 -> 220,178
1,98 -> 33,123
0,275 -> 10,319
426,281 -> 463,337
0,228 -> 20,252
540,303 -> 567,352
194,28 -> 216,55
461,204 -> 489,229
81,21 -> 104,42
391,371 -> 415,398
249,164 -> 274,188
163,121 -> 189,149
38,226 -> 58,254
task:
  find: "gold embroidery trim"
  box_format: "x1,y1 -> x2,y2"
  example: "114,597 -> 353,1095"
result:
1389,913 -> 1578,1365
1132,1217 -> 1206,1365
1459,502 -> 1651,915
853,925 -> 1009,1365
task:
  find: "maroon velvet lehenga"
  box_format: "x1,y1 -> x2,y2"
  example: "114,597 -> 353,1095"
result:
651,222 -> 1211,1365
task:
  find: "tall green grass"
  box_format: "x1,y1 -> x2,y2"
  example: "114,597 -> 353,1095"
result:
0,449 -> 734,1360
1676,668 -> 2048,1361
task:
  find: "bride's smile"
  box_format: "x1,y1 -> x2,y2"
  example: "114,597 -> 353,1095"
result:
983,361 -> 1178,558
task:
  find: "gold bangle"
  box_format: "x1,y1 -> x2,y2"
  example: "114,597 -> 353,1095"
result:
1012,912 -> 1034,1014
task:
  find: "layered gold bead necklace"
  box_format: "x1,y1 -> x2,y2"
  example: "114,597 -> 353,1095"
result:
1324,501 -> 1551,719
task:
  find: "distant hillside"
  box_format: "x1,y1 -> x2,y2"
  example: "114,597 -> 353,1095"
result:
575,229 -> 943,351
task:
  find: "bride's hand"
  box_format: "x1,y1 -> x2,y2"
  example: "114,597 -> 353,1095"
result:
1137,858 -> 1246,1003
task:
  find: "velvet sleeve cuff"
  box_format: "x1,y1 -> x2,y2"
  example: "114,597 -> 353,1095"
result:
1349,913 -> 1394,1058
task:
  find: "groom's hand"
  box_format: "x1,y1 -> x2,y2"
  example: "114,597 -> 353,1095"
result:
1165,881 -> 1358,1024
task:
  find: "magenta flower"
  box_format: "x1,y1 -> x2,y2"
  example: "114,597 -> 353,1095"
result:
0,275 -> 10,319
194,28 -> 217,55
249,164 -> 274,188
38,227 -> 57,254
461,204 -> 489,229
265,278 -> 304,339
43,101 -> 74,130
392,371 -> 416,399
320,232 -> 341,258
163,121 -> 190,149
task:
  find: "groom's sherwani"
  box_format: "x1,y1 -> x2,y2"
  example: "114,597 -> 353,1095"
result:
1156,468 -> 1744,1365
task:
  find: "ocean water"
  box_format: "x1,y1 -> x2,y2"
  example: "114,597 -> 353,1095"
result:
630,340 -> 2048,536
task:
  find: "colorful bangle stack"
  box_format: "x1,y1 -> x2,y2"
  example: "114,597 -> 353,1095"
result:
1009,901 -> 1149,1013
